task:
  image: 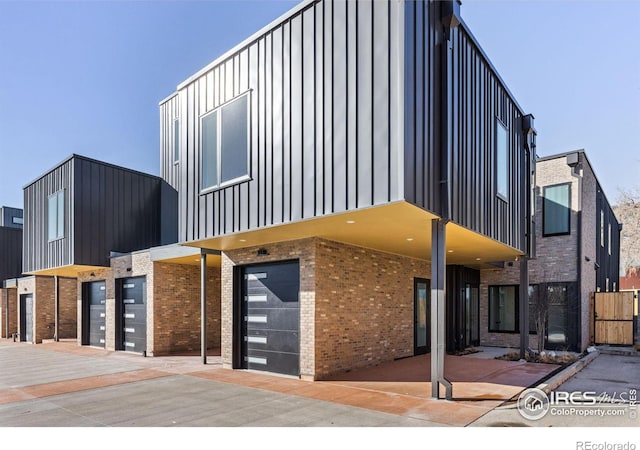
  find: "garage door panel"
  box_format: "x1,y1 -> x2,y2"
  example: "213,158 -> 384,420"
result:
245,308 -> 299,331
85,281 -> 106,348
120,277 -> 146,354
242,261 -> 300,376
244,349 -> 300,377
245,330 -> 300,353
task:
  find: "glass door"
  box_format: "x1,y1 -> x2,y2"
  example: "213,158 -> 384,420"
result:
464,284 -> 479,347
414,278 -> 430,355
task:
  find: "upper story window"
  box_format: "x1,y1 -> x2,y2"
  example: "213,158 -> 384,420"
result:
496,119 -> 508,200
12,216 -> 23,225
543,183 -> 570,236
608,222 -> 612,255
201,92 -> 250,191
48,190 -> 64,241
173,119 -> 180,163
600,210 -> 605,247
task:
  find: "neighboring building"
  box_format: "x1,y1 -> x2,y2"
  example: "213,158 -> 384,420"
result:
19,154 -> 178,344
481,150 -> 621,352
0,206 -> 24,229
159,0 -> 536,380
0,206 -> 23,339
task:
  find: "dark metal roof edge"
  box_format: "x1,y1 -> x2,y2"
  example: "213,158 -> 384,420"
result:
23,154 -> 162,190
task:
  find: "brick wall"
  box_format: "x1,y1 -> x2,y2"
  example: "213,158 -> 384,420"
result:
152,261 -> 221,356
580,158 -> 598,350
34,276 -> 55,344
0,288 -> 17,338
314,239 -> 429,379
58,277 -> 77,339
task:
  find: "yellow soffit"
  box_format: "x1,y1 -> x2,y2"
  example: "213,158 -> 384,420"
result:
185,201 -> 523,267
24,264 -> 107,278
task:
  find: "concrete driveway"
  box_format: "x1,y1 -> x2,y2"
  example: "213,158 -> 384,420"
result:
469,353 -> 640,427
0,340 -> 557,427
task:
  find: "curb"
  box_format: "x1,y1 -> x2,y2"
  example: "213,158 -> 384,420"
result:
536,350 -> 599,394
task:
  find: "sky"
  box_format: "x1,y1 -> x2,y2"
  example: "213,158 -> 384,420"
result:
0,0 -> 638,210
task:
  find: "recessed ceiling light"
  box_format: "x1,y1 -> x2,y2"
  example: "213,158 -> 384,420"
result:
475,257 -> 482,261
346,220 -> 356,224
239,239 -> 247,242
447,250 -> 454,253
406,238 -> 414,241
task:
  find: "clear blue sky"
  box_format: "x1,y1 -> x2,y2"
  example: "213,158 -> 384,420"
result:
0,0 -> 638,210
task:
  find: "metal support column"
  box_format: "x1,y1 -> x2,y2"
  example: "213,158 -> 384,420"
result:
519,258 -> 529,359
431,218 -> 452,400
201,252 -> 208,365
54,276 -> 59,342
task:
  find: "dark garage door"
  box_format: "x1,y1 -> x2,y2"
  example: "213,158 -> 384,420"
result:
85,281 -> 106,348
119,277 -> 146,354
241,261 -> 300,376
19,294 -> 33,343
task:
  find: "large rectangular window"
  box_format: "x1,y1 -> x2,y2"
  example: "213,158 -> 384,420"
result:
543,183 -> 570,236
201,92 -> 249,191
489,285 -> 518,332
12,216 -> 23,225
48,190 -> 64,241
173,119 -> 180,162
496,120 -> 508,199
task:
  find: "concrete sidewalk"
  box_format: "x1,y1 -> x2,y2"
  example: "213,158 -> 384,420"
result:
0,340 -> 559,427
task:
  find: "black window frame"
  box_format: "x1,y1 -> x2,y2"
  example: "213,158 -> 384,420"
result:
495,118 -> 509,202
200,91 -> 251,193
173,118 -> 180,163
488,285 -> 519,333
542,182 -> 571,237
47,189 -> 65,242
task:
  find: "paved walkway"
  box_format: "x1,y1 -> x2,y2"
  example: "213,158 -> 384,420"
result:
0,340 -> 559,427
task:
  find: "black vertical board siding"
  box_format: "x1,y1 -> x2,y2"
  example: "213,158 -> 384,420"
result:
0,227 -> 22,281
23,156 -> 172,273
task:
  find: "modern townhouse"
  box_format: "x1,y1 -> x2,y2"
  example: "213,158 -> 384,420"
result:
0,206 -> 23,338
159,0 -> 536,392
18,154 -> 204,351
480,150 -> 621,352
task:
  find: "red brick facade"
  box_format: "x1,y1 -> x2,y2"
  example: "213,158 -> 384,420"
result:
0,288 -> 17,338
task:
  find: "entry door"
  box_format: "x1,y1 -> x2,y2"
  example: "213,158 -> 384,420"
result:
119,277 -> 146,354
414,279 -> 430,355
20,294 -> 33,343
85,281 -> 106,348
464,284 -> 479,347
241,261 -> 300,376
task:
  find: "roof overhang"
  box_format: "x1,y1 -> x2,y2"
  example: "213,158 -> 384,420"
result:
24,264 -> 107,278
183,201 -> 523,268
148,244 -> 221,268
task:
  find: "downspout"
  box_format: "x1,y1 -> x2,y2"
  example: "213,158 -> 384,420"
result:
519,114 -> 536,359
430,0 -> 460,401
